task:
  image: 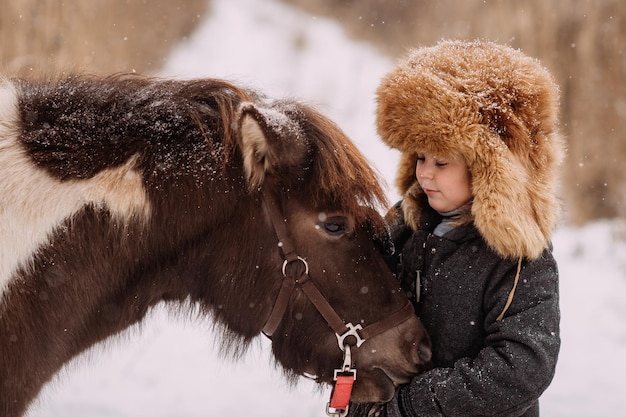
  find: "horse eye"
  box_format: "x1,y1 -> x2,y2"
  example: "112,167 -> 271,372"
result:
323,222 -> 344,234
316,215 -> 352,238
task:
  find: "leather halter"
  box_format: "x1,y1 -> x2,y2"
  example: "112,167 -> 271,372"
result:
260,188 -> 415,351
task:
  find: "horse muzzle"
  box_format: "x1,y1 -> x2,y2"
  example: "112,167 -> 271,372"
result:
349,314 -> 432,403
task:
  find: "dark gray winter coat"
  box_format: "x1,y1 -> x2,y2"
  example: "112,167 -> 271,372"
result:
376,201 -> 560,417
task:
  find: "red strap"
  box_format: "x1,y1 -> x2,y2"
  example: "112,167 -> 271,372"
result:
328,374 -> 355,411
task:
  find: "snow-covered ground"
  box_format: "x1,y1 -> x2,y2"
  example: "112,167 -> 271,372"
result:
27,0 -> 626,416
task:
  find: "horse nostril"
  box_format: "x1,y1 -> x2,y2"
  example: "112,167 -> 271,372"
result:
417,340 -> 432,364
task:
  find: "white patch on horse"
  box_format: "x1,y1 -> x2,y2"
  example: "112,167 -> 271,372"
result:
0,81 -> 151,296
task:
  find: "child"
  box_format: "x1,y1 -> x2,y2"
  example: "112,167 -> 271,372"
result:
356,40 -> 564,417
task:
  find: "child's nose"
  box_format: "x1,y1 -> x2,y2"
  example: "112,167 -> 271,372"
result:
417,165 -> 433,179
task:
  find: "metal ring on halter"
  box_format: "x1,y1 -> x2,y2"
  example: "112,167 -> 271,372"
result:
281,256 -> 309,277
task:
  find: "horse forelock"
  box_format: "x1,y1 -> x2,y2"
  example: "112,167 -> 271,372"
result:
289,104 -> 388,227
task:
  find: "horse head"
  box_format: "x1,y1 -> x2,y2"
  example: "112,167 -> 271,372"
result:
234,100 -> 432,403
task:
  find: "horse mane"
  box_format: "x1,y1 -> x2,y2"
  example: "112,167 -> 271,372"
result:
12,73 -> 251,178
14,73 -> 386,228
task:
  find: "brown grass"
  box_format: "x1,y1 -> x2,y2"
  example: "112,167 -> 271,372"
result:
1,0 -> 208,76
281,0 -> 626,224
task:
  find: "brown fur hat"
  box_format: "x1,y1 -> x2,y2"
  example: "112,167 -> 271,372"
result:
377,40 -> 564,259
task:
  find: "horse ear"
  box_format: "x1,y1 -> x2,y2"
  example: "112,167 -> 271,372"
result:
237,102 -> 308,190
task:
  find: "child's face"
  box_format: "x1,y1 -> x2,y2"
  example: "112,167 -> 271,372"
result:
415,152 -> 473,213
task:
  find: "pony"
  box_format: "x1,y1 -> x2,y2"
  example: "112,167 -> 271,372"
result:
0,74 -> 431,416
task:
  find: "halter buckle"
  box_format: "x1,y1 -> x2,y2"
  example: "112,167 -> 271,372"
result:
336,323 -> 365,351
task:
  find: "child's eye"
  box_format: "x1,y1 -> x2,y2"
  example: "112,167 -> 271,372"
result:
416,154 -> 425,161
435,161 -> 448,167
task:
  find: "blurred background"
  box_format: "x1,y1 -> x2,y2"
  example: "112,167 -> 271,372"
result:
2,0 -> 624,225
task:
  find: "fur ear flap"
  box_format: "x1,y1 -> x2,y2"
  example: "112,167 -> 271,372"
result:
237,102 -> 308,191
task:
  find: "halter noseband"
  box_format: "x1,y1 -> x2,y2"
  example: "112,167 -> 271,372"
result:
260,189 -> 415,416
